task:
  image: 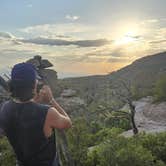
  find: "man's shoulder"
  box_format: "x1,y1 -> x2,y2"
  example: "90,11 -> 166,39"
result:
33,102 -> 51,112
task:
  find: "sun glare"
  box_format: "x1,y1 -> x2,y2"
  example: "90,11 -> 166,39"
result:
115,35 -> 136,45
114,23 -> 141,45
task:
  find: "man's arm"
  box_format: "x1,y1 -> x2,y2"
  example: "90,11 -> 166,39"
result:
35,85 -> 72,129
46,107 -> 72,129
49,98 -> 70,118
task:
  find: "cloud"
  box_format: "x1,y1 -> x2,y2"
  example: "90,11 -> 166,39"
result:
19,23 -> 93,38
56,35 -> 71,39
54,54 -> 107,64
0,50 -> 34,71
150,40 -> 166,44
147,28 -> 166,48
19,37 -> 110,47
146,19 -> 159,23
108,57 -> 130,63
65,15 -> 80,21
110,48 -> 125,57
0,32 -> 15,39
125,35 -> 142,39
141,19 -> 160,26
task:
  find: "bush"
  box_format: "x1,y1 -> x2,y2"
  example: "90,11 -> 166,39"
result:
0,137 -> 16,166
116,144 -> 165,166
93,127 -> 123,144
66,118 -> 91,166
139,132 -> 166,163
87,133 -> 166,166
154,76 -> 166,101
104,111 -> 131,130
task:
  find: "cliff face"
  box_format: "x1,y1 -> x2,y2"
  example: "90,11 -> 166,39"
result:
122,97 -> 166,137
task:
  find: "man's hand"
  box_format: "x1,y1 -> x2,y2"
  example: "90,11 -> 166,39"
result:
35,85 -> 54,104
34,85 -> 72,129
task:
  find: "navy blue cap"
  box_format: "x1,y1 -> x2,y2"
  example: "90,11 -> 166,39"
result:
11,63 -> 37,84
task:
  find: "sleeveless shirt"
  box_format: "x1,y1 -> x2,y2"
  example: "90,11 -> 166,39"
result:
0,100 -> 57,166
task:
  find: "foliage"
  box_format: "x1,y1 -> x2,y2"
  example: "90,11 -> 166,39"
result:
66,118 -> 92,166
138,132 -> 166,163
87,133 -> 166,166
154,76 -> 166,101
89,121 -> 103,134
92,127 -> 123,145
1,118 -> 166,166
0,137 -> 16,166
66,116 -> 166,166
104,111 -> 131,130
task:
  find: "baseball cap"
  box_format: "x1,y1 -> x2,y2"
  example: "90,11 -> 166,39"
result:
11,63 -> 37,86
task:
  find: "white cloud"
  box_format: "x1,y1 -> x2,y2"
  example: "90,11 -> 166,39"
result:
65,15 -> 80,21
0,32 -> 15,39
19,37 -> 110,47
0,16 -> 166,77
146,19 -> 159,23
19,23 -> 94,39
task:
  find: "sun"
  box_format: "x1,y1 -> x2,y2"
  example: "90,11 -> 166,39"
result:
113,22 -> 141,45
114,31 -> 139,45
115,35 -> 136,45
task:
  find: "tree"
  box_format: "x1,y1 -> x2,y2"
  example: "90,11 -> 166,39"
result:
154,75 -> 166,101
110,80 -> 139,135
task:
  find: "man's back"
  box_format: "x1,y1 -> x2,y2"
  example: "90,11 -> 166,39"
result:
0,100 -> 56,166
0,63 -> 71,166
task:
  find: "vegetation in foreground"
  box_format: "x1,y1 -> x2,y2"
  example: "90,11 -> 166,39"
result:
0,121 -> 166,166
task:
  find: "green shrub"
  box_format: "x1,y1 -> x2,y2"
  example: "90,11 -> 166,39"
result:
87,133 -> 166,166
93,127 -> 123,144
104,111 -> 131,130
139,132 -> 166,163
154,76 -> 166,101
0,137 -> 16,166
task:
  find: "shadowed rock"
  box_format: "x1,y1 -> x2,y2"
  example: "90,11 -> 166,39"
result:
26,55 -> 59,96
26,55 -> 53,69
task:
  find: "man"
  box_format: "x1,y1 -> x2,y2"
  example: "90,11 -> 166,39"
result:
0,63 -> 72,166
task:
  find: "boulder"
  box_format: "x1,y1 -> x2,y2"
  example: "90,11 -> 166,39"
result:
122,97 -> 166,137
61,89 -> 77,97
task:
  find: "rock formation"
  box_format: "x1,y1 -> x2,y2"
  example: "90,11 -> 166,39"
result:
56,89 -> 85,116
26,55 -> 59,96
122,97 -> 166,137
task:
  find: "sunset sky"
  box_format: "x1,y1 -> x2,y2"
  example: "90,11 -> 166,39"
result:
0,0 -> 166,78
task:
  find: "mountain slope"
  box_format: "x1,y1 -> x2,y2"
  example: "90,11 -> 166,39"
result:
109,52 -> 166,85
59,52 -> 166,101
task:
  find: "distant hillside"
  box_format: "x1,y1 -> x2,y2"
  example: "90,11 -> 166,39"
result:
59,52 -> 166,102
109,52 -> 166,86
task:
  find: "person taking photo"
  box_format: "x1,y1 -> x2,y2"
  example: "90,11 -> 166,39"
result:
0,63 -> 72,166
